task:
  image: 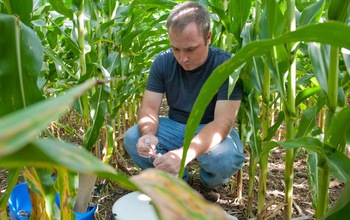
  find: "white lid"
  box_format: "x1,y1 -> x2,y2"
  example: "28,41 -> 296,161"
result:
112,191 -> 158,220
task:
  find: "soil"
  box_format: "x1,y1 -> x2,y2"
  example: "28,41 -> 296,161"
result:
1,103 -> 345,219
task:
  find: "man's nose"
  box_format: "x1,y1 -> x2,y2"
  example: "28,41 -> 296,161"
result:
179,51 -> 189,62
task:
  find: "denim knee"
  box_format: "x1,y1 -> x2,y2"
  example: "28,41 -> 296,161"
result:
123,124 -> 139,155
197,129 -> 245,188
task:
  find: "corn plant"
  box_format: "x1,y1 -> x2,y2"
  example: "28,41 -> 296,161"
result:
181,5 -> 350,220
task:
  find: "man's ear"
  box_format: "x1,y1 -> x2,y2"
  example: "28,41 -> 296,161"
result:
206,31 -> 212,45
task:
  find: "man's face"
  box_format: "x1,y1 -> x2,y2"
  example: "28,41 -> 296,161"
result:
169,22 -> 211,71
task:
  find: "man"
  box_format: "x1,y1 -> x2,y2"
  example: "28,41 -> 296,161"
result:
124,1 -> 245,202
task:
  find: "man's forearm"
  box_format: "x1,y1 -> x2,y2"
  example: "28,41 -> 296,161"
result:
189,120 -> 232,157
138,113 -> 159,136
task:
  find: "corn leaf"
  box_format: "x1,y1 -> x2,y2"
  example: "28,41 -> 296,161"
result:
325,106 -> 350,151
322,175 -> 350,220
83,86 -> 108,151
0,78 -> 97,157
0,14 -> 43,116
0,139 -> 135,189
0,168 -> 21,212
8,0 -> 32,26
298,0 -> 325,26
328,0 -> 350,22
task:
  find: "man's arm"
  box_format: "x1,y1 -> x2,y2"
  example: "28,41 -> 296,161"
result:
192,100 -> 239,148
153,99 -> 241,174
184,99 -> 241,163
138,90 -> 163,135
136,90 -> 164,158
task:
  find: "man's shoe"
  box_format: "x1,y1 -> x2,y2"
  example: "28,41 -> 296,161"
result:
199,182 -> 220,203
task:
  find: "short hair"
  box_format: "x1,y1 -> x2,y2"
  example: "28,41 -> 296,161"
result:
166,2 -> 210,43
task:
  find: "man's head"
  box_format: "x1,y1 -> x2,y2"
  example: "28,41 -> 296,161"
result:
166,2 -> 211,71
166,2 -> 210,45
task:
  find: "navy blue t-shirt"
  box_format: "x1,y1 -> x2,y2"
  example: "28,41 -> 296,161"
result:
146,47 -> 242,124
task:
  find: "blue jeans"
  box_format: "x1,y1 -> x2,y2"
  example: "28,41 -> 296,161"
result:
124,117 -> 246,188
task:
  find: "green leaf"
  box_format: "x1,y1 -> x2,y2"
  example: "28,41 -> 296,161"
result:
307,150 -> 318,210
0,139 -> 135,189
323,145 -> 350,183
9,0 -> 32,26
83,88 -> 108,151
265,111 -> 284,142
298,0 -> 325,27
295,86 -> 322,107
48,0 -> 74,20
0,168 -> 21,210
328,0 -> 350,22
325,106 -> 350,151
296,93 -> 326,138
308,43 -> 329,94
230,0 -> 252,47
296,105 -> 318,138
322,175 -> 350,220
0,78 -> 97,157
0,14 -> 44,116
242,91 -> 262,161
42,47 -> 77,79
259,0 -> 284,39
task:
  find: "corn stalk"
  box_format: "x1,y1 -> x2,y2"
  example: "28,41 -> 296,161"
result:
283,0 -> 297,219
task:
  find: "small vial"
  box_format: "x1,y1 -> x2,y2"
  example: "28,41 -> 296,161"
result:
145,138 -> 151,146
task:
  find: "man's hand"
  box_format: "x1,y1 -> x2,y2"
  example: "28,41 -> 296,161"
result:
136,135 -> 158,158
153,149 -> 182,175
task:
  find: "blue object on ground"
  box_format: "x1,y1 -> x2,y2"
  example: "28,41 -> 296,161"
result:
8,182 -> 97,220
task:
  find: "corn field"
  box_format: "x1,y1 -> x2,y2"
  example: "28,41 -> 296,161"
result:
0,0 -> 349,219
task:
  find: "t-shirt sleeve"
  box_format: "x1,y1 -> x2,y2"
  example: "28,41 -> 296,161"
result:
217,80 -> 243,101
146,55 -> 165,93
